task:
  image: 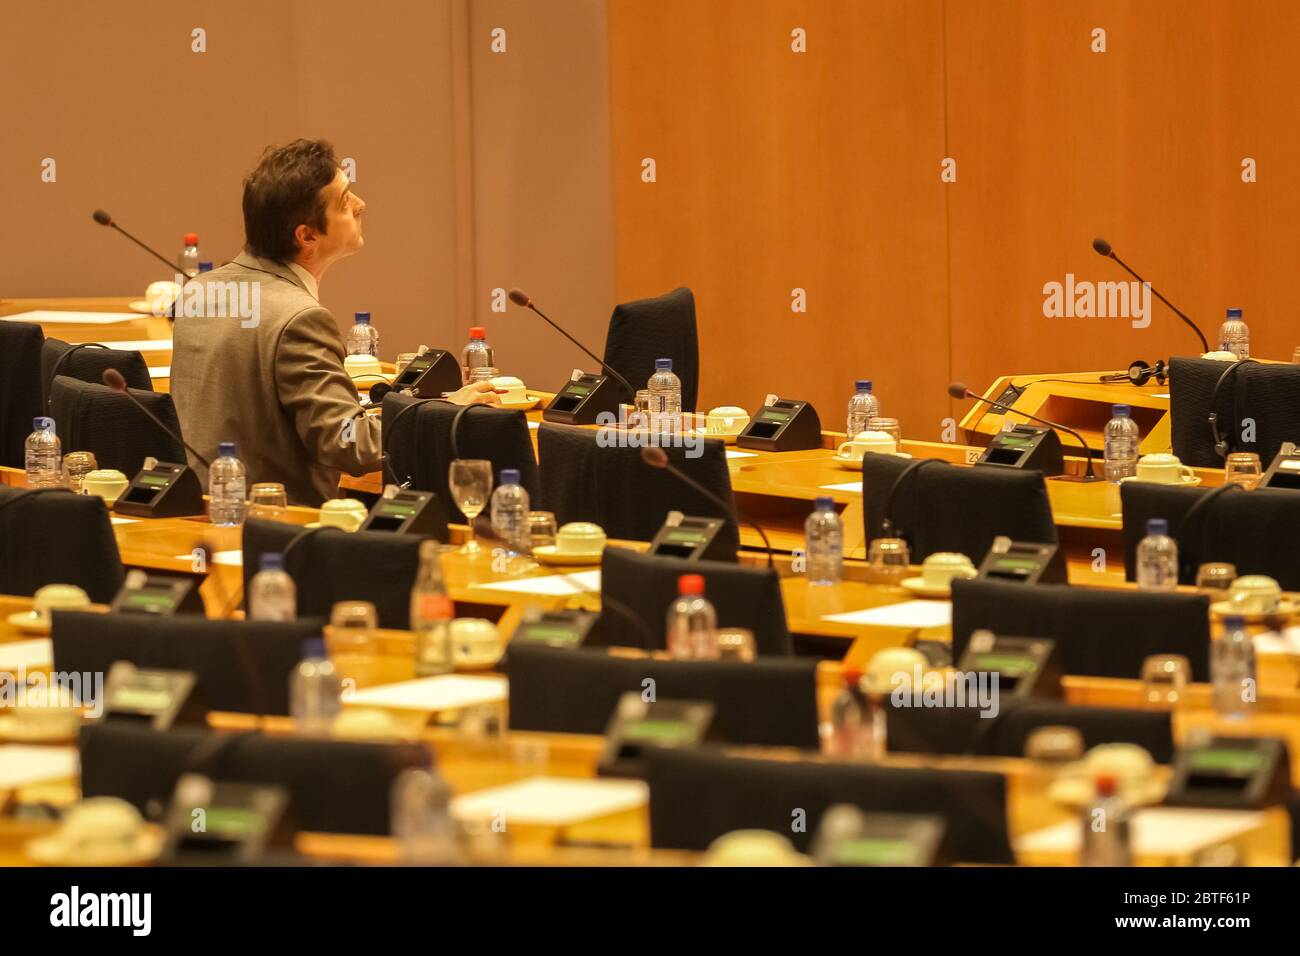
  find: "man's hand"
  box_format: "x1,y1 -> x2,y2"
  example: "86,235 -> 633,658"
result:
446,380 -> 502,406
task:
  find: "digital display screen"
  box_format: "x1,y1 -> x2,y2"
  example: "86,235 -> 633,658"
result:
972,653 -> 1036,676
758,410 -> 790,423
666,529 -> 707,544
139,474 -> 170,488
565,384 -> 591,396
198,806 -> 268,837
407,358 -> 431,372
996,436 -> 1033,449
379,502 -> 417,518
112,687 -> 174,711
124,590 -> 176,611
622,719 -> 698,745
1190,749 -> 1266,774
522,625 -> 580,644
993,557 -> 1040,572
833,838 -> 920,867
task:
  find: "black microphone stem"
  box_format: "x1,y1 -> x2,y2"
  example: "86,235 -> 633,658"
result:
109,223 -> 190,285
971,390 -> 1098,480
660,458 -> 774,567
1104,251 -> 1209,353
523,302 -> 636,400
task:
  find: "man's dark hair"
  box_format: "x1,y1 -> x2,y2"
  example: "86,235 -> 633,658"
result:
242,139 -> 338,263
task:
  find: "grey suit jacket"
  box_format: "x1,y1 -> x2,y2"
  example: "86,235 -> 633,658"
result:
170,252 -> 382,506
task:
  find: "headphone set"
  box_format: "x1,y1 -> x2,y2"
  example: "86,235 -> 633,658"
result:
1208,359 -> 1260,459
1098,359 -> 1168,387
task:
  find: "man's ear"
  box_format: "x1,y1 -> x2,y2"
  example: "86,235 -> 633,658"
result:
293,222 -> 317,256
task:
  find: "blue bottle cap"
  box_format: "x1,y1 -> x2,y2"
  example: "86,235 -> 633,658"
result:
355,312 -> 371,324
856,380 -> 872,392
301,637 -> 326,660
814,496 -> 834,511
1222,615 -> 1246,630
1112,404 -> 1131,417
1226,308 -> 1242,319
218,441 -> 237,457
655,358 -> 672,371
32,416 -> 54,431
198,261 -> 214,273
260,553 -> 284,572
1146,518 -> 1168,536
500,468 -> 520,485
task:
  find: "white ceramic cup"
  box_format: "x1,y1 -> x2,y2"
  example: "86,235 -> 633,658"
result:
1135,453 -> 1195,484
490,376 -> 527,402
919,552 -> 977,588
554,522 -> 606,554
451,618 -> 500,664
81,469 -> 130,504
706,406 -> 750,435
836,430 -> 897,460
1227,575 -> 1282,614
318,498 -> 369,532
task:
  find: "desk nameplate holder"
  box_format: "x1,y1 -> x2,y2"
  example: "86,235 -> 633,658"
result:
110,569 -> 205,616
736,397 -> 822,452
360,487 -> 448,538
956,631 -> 1062,700
542,371 -> 625,426
647,512 -> 733,562
598,693 -> 716,778
112,459 -> 205,518
99,662 -> 205,730
1260,441 -> 1300,491
161,774 -> 295,864
511,608 -> 598,649
390,348 -> 463,398
976,537 -> 1067,586
1164,736 -> 1291,810
974,424 -> 1064,476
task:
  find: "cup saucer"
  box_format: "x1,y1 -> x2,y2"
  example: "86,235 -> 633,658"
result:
499,395 -> 541,411
6,611 -> 52,635
899,577 -> 955,599
532,545 -> 605,566
832,451 -> 912,471
687,428 -> 742,445
1119,475 -> 1202,487
1209,599 -> 1296,623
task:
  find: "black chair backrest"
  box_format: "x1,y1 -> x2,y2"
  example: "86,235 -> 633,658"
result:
49,375 -> 186,477
0,321 -> 44,468
950,577 -> 1211,681
0,487 -> 124,603
382,393 -> 538,519
504,644 -> 819,747
884,699 -> 1175,763
41,338 -> 153,406
242,518 -> 428,629
646,747 -> 1014,864
597,546 -> 792,655
1121,480 -> 1300,590
537,422 -> 738,553
78,722 -> 432,835
601,287 -> 700,412
1169,356 -> 1300,468
51,611 -> 326,715
862,455 -> 1056,563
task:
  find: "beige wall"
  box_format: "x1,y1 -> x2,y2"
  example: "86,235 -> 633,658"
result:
0,0 -> 613,392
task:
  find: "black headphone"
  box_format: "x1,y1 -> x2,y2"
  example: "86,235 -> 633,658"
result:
1099,359 -> 1167,387
1208,359 -> 1260,458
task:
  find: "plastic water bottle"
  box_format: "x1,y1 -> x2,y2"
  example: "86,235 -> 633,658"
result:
1102,403 -> 1140,483
290,637 -> 342,735
1218,308 -> 1250,359
647,358 -> 682,431
346,312 -> 379,357
1212,615 -> 1257,718
461,327 -> 494,383
805,496 -> 843,585
489,468 -> 530,556
207,441 -> 247,527
1136,518 -> 1178,591
666,574 -> 717,659
249,552 -> 296,622
845,380 -> 880,438
24,417 -> 63,489
1080,775 -> 1132,866
411,540 -> 454,676
178,233 -> 200,280
826,669 -> 878,759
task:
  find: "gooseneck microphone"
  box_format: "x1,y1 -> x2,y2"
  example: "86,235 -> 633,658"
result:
640,445 -> 774,566
102,368 -> 211,469
949,381 -> 1099,480
507,288 -> 637,401
1091,237 -> 1210,353
92,209 -> 189,283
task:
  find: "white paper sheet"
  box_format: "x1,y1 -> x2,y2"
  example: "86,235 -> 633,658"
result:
346,675 -> 507,712
0,745 -> 79,790
171,549 -> 241,567
821,600 -> 952,629
450,776 -> 648,826
527,421 -> 540,430
2,311 -> 138,325
1260,628 -> 1300,656
819,481 -> 862,493
1016,808 -> 1265,857
69,339 -> 172,352
475,570 -> 602,596
0,639 -> 53,671
725,450 -> 757,459
109,516 -> 138,525
147,365 -> 171,379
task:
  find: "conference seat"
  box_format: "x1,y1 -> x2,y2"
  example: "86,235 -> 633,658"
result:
600,287 -> 700,411
950,577 -> 1211,681
242,517 -> 428,629
0,320 -> 44,468
645,747 -> 1014,864
79,722 -> 432,835
52,611 -> 326,715
884,699 -> 1176,763
861,455 -> 1057,564
1168,356 -> 1300,469
504,643 -> 819,747
40,338 -> 153,407
48,375 -> 186,477
595,546 -> 791,654
0,487 -> 124,603
537,422 -> 739,553
382,392 -> 538,520
1120,480 -> 1300,590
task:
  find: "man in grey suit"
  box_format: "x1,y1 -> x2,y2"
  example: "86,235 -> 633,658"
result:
171,139 -> 496,506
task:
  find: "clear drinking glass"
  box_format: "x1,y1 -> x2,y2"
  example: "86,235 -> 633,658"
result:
449,459 -> 493,555
1024,725 -> 1084,763
1224,452 -> 1262,490
248,482 -> 288,520
867,417 -> 902,445
633,389 -> 652,429
1141,654 -> 1190,707
717,628 -> 757,662
867,537 -> 911,585
528,511 -> 557,551
328,600 -> 378,688
62,451 -> 97,493
1195,562 -> 1237,594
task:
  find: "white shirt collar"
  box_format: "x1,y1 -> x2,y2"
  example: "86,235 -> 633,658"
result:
287,261 -> 320,300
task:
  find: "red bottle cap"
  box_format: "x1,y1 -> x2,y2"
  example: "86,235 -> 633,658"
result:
1094,775 -> 1117,797
469,326 -> 486,339
842,667 -> 864,687
678,574 -> 705,596
184,233 -> 198,246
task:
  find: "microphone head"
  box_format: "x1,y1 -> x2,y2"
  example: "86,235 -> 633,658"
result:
92,209 -> 113,226
101,368 -> 127,393
947,382 -> 970,400
1091,237 -> 1112,257
640,446 -> 669,469
507,288 -> 531,308
368,382 -> 392,404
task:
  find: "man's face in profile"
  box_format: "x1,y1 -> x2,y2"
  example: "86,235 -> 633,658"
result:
308,168 -> 366,264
